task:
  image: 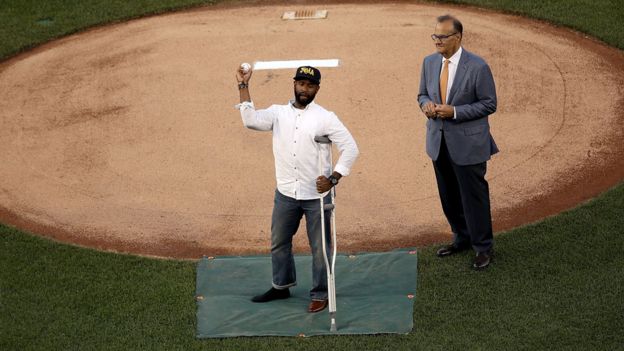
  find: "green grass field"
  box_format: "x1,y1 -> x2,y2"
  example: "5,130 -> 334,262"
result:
1,1 -> 623,350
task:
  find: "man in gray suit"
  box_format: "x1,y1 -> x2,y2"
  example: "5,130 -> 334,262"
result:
418,15 -> 498,269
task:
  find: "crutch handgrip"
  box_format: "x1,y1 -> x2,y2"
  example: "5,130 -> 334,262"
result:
314,135 -> 331,144
323,204 -> 335,210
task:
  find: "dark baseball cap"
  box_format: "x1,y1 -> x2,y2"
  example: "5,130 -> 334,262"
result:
293,66 -> 321,85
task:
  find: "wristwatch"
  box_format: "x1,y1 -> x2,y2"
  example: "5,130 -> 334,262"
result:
328,175 -> 339,186
238,82 -> 248,90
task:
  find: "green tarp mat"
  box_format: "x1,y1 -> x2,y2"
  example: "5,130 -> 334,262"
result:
195,249 -> 418,338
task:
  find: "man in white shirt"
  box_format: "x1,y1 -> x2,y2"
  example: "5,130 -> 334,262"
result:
235,65 -> 359,312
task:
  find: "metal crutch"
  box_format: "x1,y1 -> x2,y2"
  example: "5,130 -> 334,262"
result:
314,135 -> 338,332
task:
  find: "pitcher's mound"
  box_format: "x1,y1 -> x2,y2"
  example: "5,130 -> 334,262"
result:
0,3 -> 622,258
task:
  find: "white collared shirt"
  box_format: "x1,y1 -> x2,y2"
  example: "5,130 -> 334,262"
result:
440,46 -> 463,119
237,100 -> 359,200
440,46 -> 463,103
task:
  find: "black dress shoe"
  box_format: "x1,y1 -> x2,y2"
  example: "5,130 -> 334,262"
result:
251,287 -> 290,302
473,250 -> 493,270
436,244 -> 470,257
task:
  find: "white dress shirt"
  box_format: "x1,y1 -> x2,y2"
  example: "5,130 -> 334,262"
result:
440,46 -> 463,118
237,100 -> 359,200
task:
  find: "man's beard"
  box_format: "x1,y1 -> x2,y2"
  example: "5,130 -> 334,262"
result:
294,89 -> 317,106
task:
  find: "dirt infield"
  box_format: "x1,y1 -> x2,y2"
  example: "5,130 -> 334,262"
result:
0,2 -> 622,259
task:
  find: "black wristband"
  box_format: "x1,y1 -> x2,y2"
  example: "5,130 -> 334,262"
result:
328,175 -> 339,186
238,82 -> 248,90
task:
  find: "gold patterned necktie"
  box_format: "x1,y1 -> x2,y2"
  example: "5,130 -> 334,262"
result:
440,59 -> 449,105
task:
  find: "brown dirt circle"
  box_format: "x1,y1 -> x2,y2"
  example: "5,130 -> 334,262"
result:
0,2 -> 623,259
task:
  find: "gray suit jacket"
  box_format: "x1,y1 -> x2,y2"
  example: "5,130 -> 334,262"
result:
418,49 -> 498,165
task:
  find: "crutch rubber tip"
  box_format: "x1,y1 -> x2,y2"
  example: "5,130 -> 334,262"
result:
330,320 -> 337,332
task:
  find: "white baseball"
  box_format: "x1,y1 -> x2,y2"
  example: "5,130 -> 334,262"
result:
240,62 -> 251,73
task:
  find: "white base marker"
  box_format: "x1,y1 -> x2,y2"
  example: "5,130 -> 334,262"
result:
253,59 -> 340,70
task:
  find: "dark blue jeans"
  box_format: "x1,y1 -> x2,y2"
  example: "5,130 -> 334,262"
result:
271,189 -> 332,301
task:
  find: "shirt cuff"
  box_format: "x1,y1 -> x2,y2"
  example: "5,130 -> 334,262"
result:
235,101 -> 254,110
453,106 -> 457,120
334,164 -> 350,177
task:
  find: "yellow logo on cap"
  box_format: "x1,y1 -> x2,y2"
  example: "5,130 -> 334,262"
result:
300,67 -> 315,76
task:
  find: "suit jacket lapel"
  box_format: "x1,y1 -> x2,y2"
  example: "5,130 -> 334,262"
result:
432,55 -> 443,104
448,50 -> 470,104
